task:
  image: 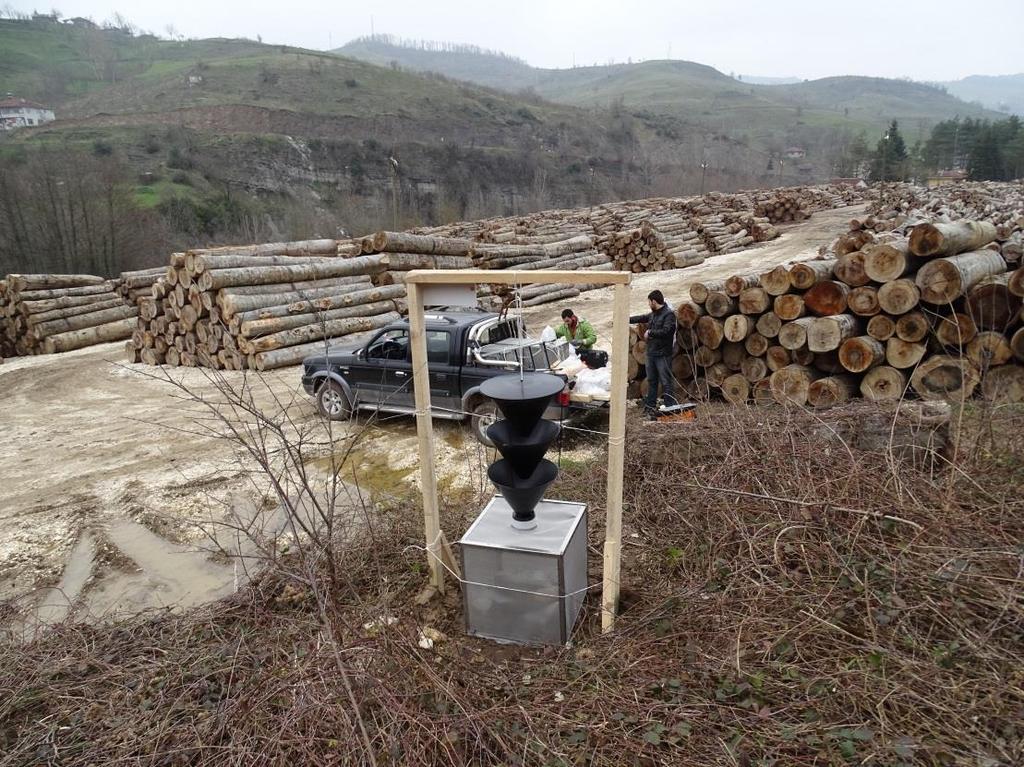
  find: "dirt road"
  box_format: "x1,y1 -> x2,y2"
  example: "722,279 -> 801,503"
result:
0,204 -> 862,630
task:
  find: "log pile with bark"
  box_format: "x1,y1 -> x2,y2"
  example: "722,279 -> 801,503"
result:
128,250 -> 404,371
1,273 -> 136,355
630,216 -> 1024,407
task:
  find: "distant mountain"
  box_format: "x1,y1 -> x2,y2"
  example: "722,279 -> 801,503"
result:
337,36 -> 1002,157
940,74 -> 1024,116
738,75 -> 803,85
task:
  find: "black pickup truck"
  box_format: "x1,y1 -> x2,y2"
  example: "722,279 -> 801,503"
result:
301,309 -> 583,444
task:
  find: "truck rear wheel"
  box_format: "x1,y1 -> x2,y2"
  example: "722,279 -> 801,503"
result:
469,399 -> 497,446
317,381 -> 352,421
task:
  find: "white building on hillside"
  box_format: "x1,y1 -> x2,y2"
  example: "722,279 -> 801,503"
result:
0,97 -> 56,131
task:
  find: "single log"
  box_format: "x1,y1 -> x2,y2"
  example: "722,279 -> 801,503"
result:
966,331 -> 1013,368
915,249 -> 1008,304
894,311 -> 929,343
910,355 -> 980,401
705,292 -> 738,318
377,253 -> 473,271
1012,327 -> 1024,362
759,266 -> 791,296
773,293 -> 805,321
765,346 -> 790,372
216,275 -> 370,298
693,345 -> 722,367
740,355 -> 768,383
847,286 -> 881,317
789,259 -> 836,290
696,316 -> 725,349
867,314 -> 897,342
671,354 -> 695,381
723,314 -> 754,342
218,281 -> 384,318
704,362 -> 731,388
738,286 -> 771,315
804,281 -> 850,316
807,375 -> 857,408
860,366 -> 908,402
770,364 -> 823,406
721,374 -> 750,404
808,315 -> 859,353
689,280 -> 725,304
14,282 -> 117,301
839,336 -> 886,373
965,274 -> 1021,331
240,299 -> 405,338
515,252 -> 608,272
885,338 -> 927,369
187,254 -> 331,274
25,297 -> 124,325
198,255 -> 389,291
245,311 -> 401,356
28,304 -> 138,340
877,278 -> 920,315
778,317 -> 816,350
933,312 -> 978,348
8,274 -> 105,292
755,311 -> 782,339
676,301 -> 705,328
677,327 -> 698,351
235,284 -> 407,325
908,220 -> 997,258
863,238 -> 912,282
833,251 -> 870,287
744,332 -> 769,357
41,318 -> 136,354
724,273 -> 760,297
18,292 -> 121,316
752,378 -> 775,405
721,341 -> 746,372
980,365 -> 1024,403
1009,267 -> 1024,298
372,231 -> 476,256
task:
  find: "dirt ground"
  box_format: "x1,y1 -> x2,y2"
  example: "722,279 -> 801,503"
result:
0,204 -> 862,632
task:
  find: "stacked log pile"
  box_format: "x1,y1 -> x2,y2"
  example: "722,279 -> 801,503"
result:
1,274 -> 136,355
128,250 -> 404,371
630,217 -> 1024,407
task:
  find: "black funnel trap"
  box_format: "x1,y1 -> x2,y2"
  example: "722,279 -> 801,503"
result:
487,459 -> 558,524
480,374 -> 564,438
486,419 -> 560,479
479,373 -> 564,529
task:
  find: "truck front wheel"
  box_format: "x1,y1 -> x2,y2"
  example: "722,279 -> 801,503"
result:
317,381 -> 352,421
469,399 -> 497,446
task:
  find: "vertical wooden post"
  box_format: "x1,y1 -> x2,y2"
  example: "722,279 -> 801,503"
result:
602,282 -> 631,632
406,282 -> 444,593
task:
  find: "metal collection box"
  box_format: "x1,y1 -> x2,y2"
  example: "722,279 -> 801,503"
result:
460,495 -> 588,646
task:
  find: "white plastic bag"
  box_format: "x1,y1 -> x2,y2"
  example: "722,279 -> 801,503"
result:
574,366 -> 612,396
539,325 -> 556,342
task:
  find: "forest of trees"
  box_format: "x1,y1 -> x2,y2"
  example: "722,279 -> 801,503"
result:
921,116 -> 1024,181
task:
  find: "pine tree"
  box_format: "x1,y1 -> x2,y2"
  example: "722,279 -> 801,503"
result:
869,120 -> 909,182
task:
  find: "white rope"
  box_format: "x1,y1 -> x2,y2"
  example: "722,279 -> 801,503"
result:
408,533 -> 601,600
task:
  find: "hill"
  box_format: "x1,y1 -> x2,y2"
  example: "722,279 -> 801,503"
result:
941,73 -> 1024,116
2,18 -> 782,275
337,36 -> 1003,154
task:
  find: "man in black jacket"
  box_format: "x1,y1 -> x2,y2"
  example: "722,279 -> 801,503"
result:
630,290 -> 677,418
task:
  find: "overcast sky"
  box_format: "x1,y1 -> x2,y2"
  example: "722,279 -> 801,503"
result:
10,0 -> 1024,81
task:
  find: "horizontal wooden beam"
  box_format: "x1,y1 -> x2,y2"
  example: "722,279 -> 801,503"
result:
403,269 -> 632,286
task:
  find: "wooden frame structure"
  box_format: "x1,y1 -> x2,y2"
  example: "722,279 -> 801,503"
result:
404,269 -> 632,633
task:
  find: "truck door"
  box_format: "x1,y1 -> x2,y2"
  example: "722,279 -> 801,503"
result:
360,328 -> 414,410
423,329 -> 460,413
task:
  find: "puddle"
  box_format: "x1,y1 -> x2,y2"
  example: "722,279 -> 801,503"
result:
82,519 -> 237,619
20,531 -> 96,630
306,447 -> 416,498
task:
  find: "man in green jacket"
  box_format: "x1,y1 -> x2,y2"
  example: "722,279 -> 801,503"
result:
555,308 -> 597,350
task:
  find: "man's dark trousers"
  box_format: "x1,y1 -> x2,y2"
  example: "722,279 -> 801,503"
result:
644,352 -> 676,413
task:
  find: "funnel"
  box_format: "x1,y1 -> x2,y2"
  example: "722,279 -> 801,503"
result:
488,459 -> 559,527
480,373 -> 565,529
480,374 -> 564,438
486,419 -> 561,479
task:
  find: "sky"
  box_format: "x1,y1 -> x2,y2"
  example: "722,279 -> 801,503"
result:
8,0 -> 1024,81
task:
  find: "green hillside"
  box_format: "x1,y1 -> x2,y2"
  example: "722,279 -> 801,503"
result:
337,36 -> 1003,151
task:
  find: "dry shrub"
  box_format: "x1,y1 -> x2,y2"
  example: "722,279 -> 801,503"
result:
1,403 -> 1022,766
